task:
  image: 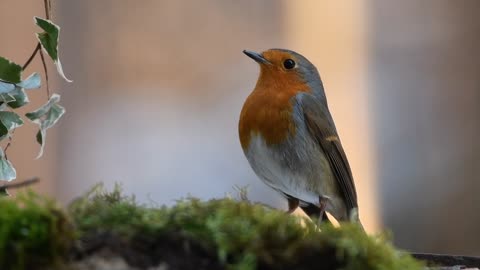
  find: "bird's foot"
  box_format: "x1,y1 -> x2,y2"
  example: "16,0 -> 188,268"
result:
317,196 -> 329,223
287,198 -> 299,214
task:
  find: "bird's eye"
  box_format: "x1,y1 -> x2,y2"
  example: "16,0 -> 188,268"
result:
283,59 -> 296,69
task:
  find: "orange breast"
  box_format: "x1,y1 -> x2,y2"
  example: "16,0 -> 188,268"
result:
239,68 -> 310,149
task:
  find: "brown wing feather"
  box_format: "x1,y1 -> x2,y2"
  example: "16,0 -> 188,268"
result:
300,94 -> 358,212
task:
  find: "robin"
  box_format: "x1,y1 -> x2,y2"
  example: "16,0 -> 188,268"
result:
239,48 -> 362,226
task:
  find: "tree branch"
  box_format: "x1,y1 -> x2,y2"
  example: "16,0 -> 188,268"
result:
0,177 -> 40,194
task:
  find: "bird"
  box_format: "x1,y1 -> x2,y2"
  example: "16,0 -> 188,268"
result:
239,48 -> 362,225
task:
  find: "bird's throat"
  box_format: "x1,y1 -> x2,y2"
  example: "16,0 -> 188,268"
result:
239,71 -> 310,149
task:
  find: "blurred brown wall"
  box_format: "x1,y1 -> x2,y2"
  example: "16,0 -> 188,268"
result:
371,0 -> 480,255
56,1 -> 289,208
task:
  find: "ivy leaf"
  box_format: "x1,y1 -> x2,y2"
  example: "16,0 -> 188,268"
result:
34,17 -> 72,83
0,148 -> 16,182
0,111 -> 24,131
0,72 -> 40,109
0,83 -> 15,93
0,56 -> 22,93
0,125 -> 6,142
0,58 -> 41,94
0,56 -> 21,84
0,111 -> 24,142
0,72 -> 41,93
25,94 -> 65,158
0,93 -> 16,103
17,72 -> 41,89
2,87 -> 29,109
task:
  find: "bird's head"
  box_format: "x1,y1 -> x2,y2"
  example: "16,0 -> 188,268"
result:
243,48 -> 322,91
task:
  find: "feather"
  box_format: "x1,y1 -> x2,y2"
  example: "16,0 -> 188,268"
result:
299,93 -> 358,213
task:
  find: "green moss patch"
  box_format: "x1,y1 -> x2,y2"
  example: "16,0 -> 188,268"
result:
68,186 -> 422,270
1,186 -> 423,270
0,191 -> 73,270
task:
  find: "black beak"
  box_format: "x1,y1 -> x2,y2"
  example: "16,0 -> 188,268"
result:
243,50 -> 270,64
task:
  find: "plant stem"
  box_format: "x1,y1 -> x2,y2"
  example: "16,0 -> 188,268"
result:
22,43 -> 41,71
3,130 -> 15,160
44,0 -> 51,20
39,49 -> 50,99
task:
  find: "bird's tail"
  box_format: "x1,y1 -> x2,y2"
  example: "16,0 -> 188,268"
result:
348,207 -> 365,231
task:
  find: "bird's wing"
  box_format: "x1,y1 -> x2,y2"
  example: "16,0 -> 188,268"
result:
297,93 -> 358,213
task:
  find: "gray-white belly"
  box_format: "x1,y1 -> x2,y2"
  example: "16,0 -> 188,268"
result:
244,132 -> 341,208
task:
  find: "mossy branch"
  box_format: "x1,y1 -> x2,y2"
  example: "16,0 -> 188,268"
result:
4,185 -> 477,269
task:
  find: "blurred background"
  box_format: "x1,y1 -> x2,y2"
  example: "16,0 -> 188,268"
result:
1,0 -> 479,256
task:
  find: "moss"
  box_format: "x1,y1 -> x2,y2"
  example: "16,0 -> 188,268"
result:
0,185 -> 423,269
0,191 -> 74,270
69,185 -> 423,270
